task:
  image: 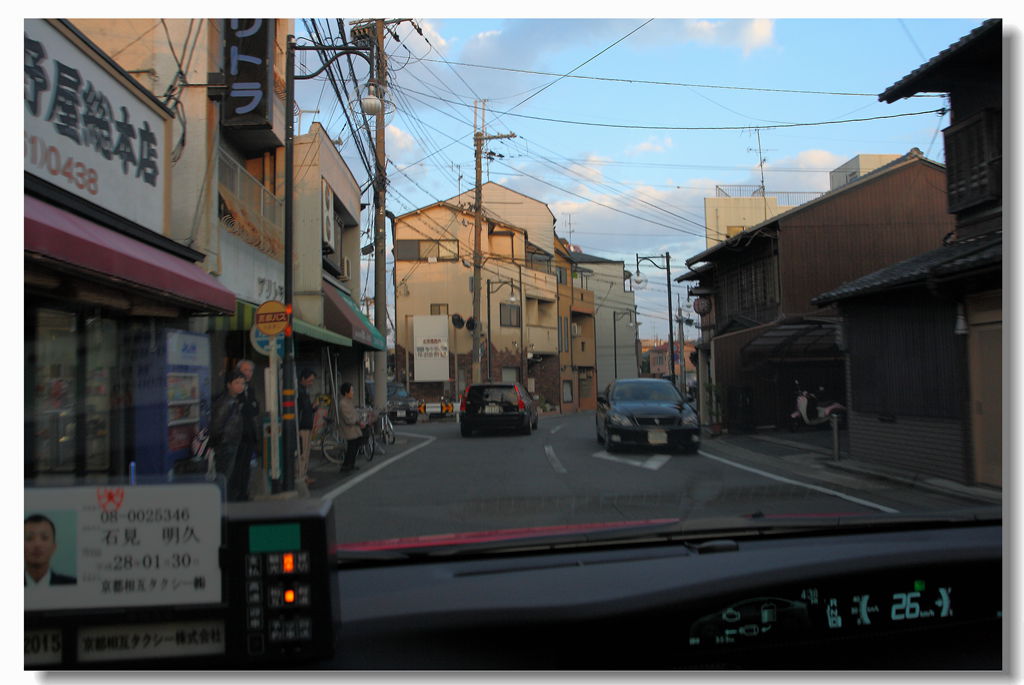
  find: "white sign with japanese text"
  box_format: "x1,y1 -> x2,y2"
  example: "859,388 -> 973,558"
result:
24,484 -> 222,611
413,315 -> 450,382
23,19 -> 168,233
77,620 -> 226,662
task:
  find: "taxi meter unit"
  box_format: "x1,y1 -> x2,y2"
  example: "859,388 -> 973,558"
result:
25,483 -> 336,668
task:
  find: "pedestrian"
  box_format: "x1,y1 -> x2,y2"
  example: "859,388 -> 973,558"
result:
210,370 -> 246,501
235,359 -> 260,501
338,381 -> 365,472
297,368 -> 318,486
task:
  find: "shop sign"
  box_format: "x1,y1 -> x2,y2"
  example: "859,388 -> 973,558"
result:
24,19 -> 168,234
222,19 -> 275,130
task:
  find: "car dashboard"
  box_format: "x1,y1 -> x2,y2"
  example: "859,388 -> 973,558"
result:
326,522 -> 1002,670
26,496 -> 1002,671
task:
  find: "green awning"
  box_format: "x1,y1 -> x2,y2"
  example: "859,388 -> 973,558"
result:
323,281 -> 386,351
205,298 -> 354,348
293,317 -> 352,347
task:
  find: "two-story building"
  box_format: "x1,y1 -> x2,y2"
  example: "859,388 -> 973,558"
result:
813,19 -> 1002,488
679,149 -> 955,432
39,19 -> 383,482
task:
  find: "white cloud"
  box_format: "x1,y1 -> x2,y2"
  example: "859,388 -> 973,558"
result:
678,19 -> 776,56
626,137 -> 674,156
386,125 -> 417,154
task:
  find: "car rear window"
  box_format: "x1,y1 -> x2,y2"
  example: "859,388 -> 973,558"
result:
468,386 -> 518,404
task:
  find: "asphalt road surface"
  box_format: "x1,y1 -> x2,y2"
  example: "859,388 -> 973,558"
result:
324,411 -> 986,547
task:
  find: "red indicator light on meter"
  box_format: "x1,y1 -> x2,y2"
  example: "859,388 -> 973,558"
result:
284,589 -> 296,604
283,553 -> 295,573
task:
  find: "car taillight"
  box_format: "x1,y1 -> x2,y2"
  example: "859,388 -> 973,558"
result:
460,387 -> 468,412
515,387 -> 526,410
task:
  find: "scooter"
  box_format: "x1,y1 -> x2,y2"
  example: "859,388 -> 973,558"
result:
789,382 -> 845,431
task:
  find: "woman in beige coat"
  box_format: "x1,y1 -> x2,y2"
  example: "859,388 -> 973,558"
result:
338,382 -> 365,472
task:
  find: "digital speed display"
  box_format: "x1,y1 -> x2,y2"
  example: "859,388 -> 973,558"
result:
687,566 -> 1000,650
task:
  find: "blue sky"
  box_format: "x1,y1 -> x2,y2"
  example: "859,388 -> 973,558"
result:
294,15 -> 1004,341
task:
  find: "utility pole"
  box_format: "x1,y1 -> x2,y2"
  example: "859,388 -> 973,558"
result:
471,100 -> 515,384
353,18 -> 409,412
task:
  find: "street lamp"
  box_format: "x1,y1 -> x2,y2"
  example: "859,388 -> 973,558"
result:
280,35 -> 377,494
486,279 -> 517,382
612,309 -> 634,380
636,252 -> 676,390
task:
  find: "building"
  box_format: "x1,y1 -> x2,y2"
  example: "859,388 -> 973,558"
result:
679,149 -> 955,432
574,253 -> 639,390
25,19 -> 236,479
393,201 -> 560,406
553,238 -> 597,412
29,19 -> 383,482
813,19 -> 1002,488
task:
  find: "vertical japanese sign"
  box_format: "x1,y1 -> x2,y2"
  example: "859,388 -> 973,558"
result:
413,315 -> 450,382
23,19 -> 168,234
24,484 -> 222,612
222,19 -> 274,129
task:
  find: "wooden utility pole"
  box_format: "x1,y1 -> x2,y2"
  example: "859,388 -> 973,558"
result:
471,101 -> 515,384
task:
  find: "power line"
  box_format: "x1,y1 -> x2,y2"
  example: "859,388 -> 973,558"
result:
401,86 -> 946,131
413,57 -> 943,98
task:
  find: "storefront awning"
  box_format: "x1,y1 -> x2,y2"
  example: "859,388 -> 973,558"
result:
323,281 -> 386,350
24,195 -> 236,313
293,317 -> 352,347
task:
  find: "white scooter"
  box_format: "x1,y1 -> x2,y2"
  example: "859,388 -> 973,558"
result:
789,382 -> 845,431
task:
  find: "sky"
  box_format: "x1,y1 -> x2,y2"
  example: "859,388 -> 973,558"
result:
288,14 -> 1006,343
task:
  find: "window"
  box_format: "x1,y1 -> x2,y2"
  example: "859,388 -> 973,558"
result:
556,266 -> 568,284
394,239 -> 459,261
430,304 -> 449,316
500,303 -> 521,327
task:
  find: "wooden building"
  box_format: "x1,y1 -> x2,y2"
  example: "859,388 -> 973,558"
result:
679,149 -> 955,431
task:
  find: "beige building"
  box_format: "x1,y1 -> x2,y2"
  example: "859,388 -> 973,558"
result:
554,238 -> 597,412
393,201 -> 560,406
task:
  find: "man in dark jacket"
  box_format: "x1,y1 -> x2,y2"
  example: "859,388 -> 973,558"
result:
211,370 -> 246,500
25,514 -> 76,586
235,360 -> 260,501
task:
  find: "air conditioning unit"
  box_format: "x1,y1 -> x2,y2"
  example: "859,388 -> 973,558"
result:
340,257 -> 352,282
321,179 -> 336,252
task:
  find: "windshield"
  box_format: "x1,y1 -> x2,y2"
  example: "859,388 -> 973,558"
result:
611,383 -> 682,404
25,17 -> 1002,563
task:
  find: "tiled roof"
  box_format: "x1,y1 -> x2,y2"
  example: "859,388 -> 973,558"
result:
812,233 -> 1002,305
879,19 -> 1001,102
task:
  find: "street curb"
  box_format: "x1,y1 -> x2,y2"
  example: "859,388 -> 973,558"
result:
723,433 -> 1002,505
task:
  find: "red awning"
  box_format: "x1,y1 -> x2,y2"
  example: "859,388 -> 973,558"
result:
323,281 -> 385,350
24,195 -> 236,313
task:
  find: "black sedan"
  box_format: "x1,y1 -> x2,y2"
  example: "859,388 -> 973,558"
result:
596,378 -> 701,453
459,383 -> 539,437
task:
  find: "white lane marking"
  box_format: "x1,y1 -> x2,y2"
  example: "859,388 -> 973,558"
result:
321,433 -> 436,500
697,450 -> 899,514
544,445 -> 568,474
549,424 -> 564,435
592,451 -> 672,471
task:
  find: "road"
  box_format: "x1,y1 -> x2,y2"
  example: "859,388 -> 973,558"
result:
321,411 -> 986,546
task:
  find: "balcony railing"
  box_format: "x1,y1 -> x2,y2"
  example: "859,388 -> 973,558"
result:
526,325 -> 557,355
218,149 -> 285,259
944,108 -> 1002,214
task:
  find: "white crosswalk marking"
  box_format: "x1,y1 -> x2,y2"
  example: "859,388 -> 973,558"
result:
592,451 -> 672,471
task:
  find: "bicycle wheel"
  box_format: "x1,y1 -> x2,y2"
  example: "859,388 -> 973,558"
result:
382,416 -> 396,445
363,430 -> 377,462
318,425 -> 346,465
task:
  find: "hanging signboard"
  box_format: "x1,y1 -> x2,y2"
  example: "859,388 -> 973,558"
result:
413,315 -> 450,382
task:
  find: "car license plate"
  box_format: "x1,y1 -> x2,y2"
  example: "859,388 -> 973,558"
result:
648,430 -> 667,445
396,410 -> 405,417
485,405 -> 501,414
